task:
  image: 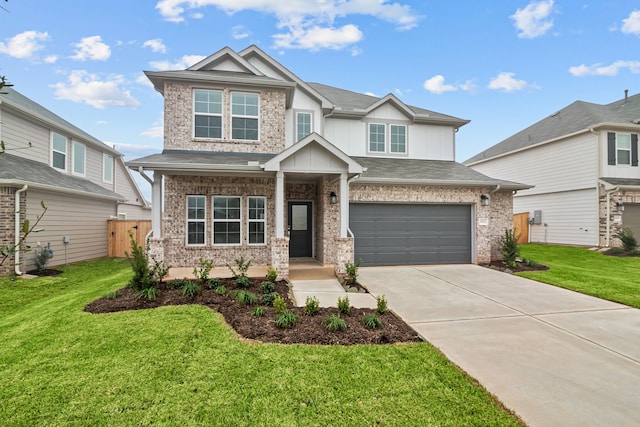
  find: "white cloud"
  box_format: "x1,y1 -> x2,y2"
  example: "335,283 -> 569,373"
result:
50,70 -> 140,109
143,38 -> 167,53
71,35 -> 111,61
232,25 -> 251,40
0,30 -> 49,59
273,24 -> 363,50
423,75 -> 458,94
136,73 -> 154,88
488,72 -> 529,92
140,125 -> 164,139
148,54 -> 206,70
621,10 -> 640,36
43,54 -> 58,64
569,60 -> 640,77
511,0 -> 555,39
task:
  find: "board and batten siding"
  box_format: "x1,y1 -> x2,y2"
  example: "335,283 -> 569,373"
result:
23,190 -> 116,271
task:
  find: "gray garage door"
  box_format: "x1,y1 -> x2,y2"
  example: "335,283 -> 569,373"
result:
623,204 -> 640,239
349,203 -> 472,266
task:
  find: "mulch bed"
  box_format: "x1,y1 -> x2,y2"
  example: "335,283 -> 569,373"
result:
486,261 -> 549,273
26,268 -> 63,277
85,278 -> 422,345
601,249 -> 640,258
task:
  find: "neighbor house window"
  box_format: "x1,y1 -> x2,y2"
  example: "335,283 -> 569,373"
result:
390,125 -> 407,153
194,89 -> 223,139
186,195 -> 206,246
72,141 -> 85,175
213,196 -> 241,244
617,133 -> 631,165
369,123 -> 385,152
231,92 -> 259,140
103,154 -> 113,183
248,196 -> 266,245
296,112 -> 312,142
51,132 -> 67,170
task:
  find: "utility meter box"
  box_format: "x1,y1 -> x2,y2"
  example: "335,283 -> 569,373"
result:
533,210 -> 542,225
63,236 -> 70,244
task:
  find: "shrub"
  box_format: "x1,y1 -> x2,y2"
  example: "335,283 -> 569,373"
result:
125,231 -> 155,292
234,290 -> 258,305
227,256 -> 252,278
150,255 -> 170,283
362,313 -> 382,329
324,314 -> 347,332
305,296 -> 319,316
614,227 -> 638,253
33,242 -> 53,273
136,287 -> 158,301
260,281 -> 275,293
275,310 -> 297,328
193,257 -> 214,284
376,295 -> 389,314
498,229 -> 520,268
266,265 -> 278,282
214,285 -> 227,296
273,295 -> 287,314
105,290 -> 119,299
522,258 -> 538,267
166,278 -> 189,290
208,277 -> 222,289
251,306 -> 265,317
235,275 -> 252,288
337,295 -> 350,315
345,259 -> 362,285
261,292 -> 278,306
181,281 -> 201,297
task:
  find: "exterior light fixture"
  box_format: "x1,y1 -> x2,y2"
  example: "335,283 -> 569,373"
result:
616,202 -> 625,212
329,191 -> 338,204
480,194 -> 490,207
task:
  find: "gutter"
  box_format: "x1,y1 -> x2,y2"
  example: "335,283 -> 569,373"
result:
14,184 -> 28,276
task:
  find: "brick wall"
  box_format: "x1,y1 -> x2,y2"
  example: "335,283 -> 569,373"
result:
0,186 -> 25,276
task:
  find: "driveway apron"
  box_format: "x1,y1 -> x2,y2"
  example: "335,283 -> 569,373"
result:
358,265 -> 640,427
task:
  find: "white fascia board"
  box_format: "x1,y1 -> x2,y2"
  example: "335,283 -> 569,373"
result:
353,176 -> 530,190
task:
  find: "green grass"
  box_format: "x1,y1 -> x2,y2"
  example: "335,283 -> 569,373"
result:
0,258 -> 522,426
519,244 -> 640,308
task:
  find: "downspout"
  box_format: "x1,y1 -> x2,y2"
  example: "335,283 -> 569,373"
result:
14,184 -> 28,276
605,186 -> 619,247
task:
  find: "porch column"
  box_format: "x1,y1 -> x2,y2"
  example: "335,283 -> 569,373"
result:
152,171 -> 162,238
340,172 -> 348,237
275,171 -> 284,237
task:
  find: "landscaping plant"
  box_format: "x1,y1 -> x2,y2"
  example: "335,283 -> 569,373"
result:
260,281 -> 275,293
304,296 -> 319,315
261,292 -> 278,306
273,294 -> 287,314
614,227 -> 638,253
266,265 -> 278,282
363,313 -> 382,329
233,290 -> 258,305
344,259 -> 362,285
193,257 -> 214,284
251,306 -> 265,317
181,281 -> 200,297
274,310 -> 297,328
324,314 -> 347,331
337,295 -> 350,314
376,295 -> 389,314
33,242 -> 53,273
498,229 -> 520,267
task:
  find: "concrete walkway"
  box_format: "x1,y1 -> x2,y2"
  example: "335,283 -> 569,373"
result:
358,265 -> 640,427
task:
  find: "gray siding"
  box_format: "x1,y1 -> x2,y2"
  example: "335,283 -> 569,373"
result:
2,109 -> 51,164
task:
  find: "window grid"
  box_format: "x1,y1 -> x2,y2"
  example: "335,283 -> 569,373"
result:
390,125 -> 407,153
213,196 -> 242,245
248,197 -> 266,245
72,141 -> 86,175
617,133 -> 631,165
231,92 -> 259,140
369,124 -> 386,152
296,112 -> 312,142
52,132 -> 67,170
194,89 -> 223,139
187,195 -> 206,246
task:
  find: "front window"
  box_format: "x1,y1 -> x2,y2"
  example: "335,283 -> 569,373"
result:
369,124 -> 385,152
51,132 -> 67,170
194,89 -> 223,139
187,195 -> 206,246
390,125 -> 406,153
231,92 -> 259,140
103,154 -> 113,183
72,141 -> 85,175
213,196 -> 241,244
248,197 -> 266,245
296,112 -> 312,142
617,133 -> 631,165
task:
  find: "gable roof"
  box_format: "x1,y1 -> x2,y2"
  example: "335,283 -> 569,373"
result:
465,92 -> 640,165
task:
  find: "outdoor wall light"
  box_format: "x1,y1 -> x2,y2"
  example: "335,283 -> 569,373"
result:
329,191 -> 338,204
616,202 -> 625,211
480,194 -> 490,206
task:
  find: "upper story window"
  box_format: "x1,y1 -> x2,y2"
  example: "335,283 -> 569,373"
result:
72,141 -> 86,175
296,112 -> 312,142
187,195 -> 206,246
194,89 -> 223,139
51,132 -> 67,171
213,196 -> 241,245
617,133 -> 631,165
369,123 -> 407,154
390,125 -> 406,154
369,124 -> 386,152
231,92 -> 259,140
103,154 -> 113,183
607,132 -> 638,166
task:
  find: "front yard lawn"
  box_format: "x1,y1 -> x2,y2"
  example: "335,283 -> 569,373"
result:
0,258 -> 522,426
518,244 -> 640,308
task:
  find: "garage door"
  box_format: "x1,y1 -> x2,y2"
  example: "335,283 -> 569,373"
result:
349,203 -> 472,266
623,204 -> 640,239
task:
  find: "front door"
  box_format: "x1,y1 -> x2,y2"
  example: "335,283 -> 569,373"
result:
288,201 -> 312,258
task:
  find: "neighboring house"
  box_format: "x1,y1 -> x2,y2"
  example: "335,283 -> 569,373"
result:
128,45 -> 527,279
0,87 -> 150,275
465,91 -> 640,247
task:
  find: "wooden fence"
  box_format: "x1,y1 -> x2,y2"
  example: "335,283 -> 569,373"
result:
107,220 -> 152,257
512,212 -> 529,244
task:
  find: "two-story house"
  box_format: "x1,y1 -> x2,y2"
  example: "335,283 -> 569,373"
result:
0,87 -> 150,276
465,91 -> 640,247
129,45 -> 527,279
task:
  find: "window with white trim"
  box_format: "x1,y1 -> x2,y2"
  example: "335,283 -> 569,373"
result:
369,123 -> 385,152
296,112 -> 312,142
72,141 -> 85,175
103,154 -> 113,183
368,123 -> 408,154
390,125 -> 407,153
51,132 -> 67,170
194,89 -> 223,139
248,196 -> 266,245
187,195 -> 206,246
617,133 -> 631,165
213,196 -> 241,244
231,92 -> 259,140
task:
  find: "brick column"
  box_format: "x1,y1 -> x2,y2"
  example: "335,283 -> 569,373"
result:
333,237 -> 354,275
271,237 -> 289,280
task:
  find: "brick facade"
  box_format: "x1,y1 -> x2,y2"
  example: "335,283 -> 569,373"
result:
598,185 -> 640,247
0,186 -> 26,276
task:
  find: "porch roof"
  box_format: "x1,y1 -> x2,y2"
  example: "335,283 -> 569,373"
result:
600,177 -> 640,189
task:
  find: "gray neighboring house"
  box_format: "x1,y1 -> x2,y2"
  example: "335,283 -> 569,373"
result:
0,87 -> 150,275
128,45 -> 527,279
465,91 -> 640,247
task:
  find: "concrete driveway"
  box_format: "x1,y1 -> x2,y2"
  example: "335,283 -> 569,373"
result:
358,265 -> 640,427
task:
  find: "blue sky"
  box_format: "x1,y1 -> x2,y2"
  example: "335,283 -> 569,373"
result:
1,0 -> 640,196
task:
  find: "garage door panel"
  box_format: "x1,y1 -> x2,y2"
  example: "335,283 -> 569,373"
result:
350,203 -> 471,266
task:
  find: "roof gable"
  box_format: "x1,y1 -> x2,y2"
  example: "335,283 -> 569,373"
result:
187,46 -> 263,75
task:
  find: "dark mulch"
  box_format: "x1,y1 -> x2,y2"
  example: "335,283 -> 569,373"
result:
601,249 -> 640,257
26,268 -> 63,277
84,278 -> 422,345
486,261 -> 549,273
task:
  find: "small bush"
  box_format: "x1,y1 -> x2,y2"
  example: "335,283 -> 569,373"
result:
376,295 -> 389,314
324,314 -> 347,332
260,281 -> 275,293
273,295 -> 287,314
193,257 -> 214,284
105,290 -> 119,299
275,310 -> 297,328
150,255 -> 170,283
614,227 -> 638,253
33,242 -> 53,273
251,306 -> 265,317
261,292 -> 278,306
362,313 -> 382,329
235,275 -> 251,288
522,258 -> 538,267
181,281 -> 201,297
214,285 -> 227,295
125,231 -> 155,292
136,287 -> 158,301
234,290 -> 258,305
345,259 -> 362,285
266,266 -> 278,282
498,229 -> 520,268
305,296 -> 320,316
208,277 -> 222,289
227,256 -> 252,277
337,295 -> 350,315
166,278 -> 188,289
